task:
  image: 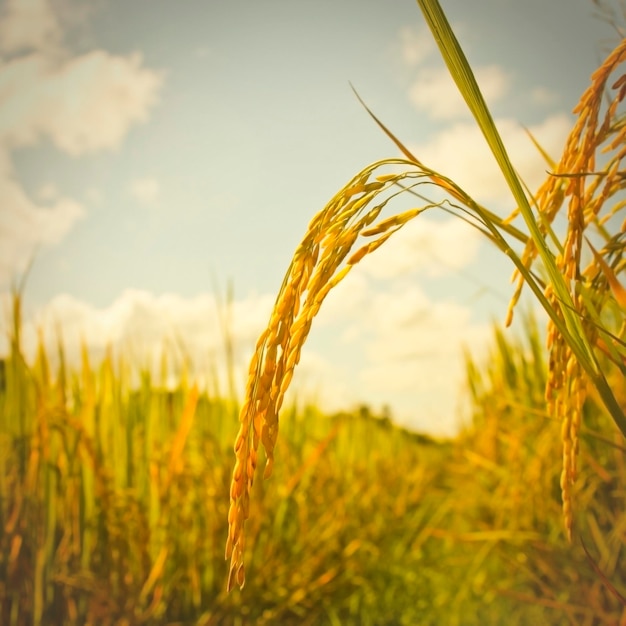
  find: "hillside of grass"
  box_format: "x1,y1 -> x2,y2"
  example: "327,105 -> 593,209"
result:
1,293 -> 624,625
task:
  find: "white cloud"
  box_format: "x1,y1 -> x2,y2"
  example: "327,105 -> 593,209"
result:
303,226 -> 490,434
317,269 -> 369,330
0,0 -> 164,287
0,151 -> 84,284
1,279 -> 490,436
397,24 -> 435,67
408,113 -> 571,206
288,349 -> 358,412
36,181 -> 59,201
315,216 -> 480,329
6,289 -> 274,391
409,64 -> 510,120
0,51 -> 163,154
360,287 -> 478,367
0,0 -> 62,55
84,187 -> 103,205
130,177 -> 161,207
356,216 -> 480,280
0,197 -> 84,281
396,20 -> 509,122
313,278 -> 491,435
530,86 -> 559,106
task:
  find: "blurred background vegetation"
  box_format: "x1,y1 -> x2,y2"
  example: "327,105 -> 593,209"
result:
1,289 -> 624,625
2,1 -> 626,622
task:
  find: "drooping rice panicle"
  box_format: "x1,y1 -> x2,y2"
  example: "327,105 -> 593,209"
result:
225,159 -> 442,589
227,4 -> 626,587
501,37 -> 626,538
507,38 -> 626,324
225,155 -> 516,588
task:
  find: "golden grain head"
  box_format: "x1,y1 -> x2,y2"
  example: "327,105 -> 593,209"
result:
224,38 -> 626,589
224,159 -> 436,588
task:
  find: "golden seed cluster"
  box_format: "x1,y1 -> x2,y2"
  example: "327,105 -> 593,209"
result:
224,159 -> 447,590
226,39 -> 626,587
508,40 -> 626,540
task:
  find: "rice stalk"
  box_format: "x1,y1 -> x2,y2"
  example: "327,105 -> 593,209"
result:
226,0 -> 626,587
416,0 -> 625,420
225,159 -> 431,589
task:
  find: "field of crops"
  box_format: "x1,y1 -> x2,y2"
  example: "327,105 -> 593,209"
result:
3,1 -> 626,623
1,293 -> 625,625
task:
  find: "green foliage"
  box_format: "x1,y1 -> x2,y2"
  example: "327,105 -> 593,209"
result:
1,292 -> 625,624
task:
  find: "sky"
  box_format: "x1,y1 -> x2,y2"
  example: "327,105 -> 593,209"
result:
0,0 -> 621,435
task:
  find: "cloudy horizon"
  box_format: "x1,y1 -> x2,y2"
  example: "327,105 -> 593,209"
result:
1,0 -> 617,435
